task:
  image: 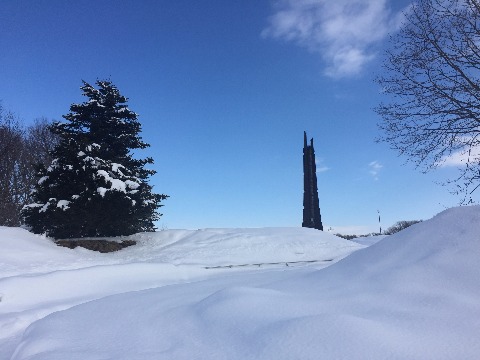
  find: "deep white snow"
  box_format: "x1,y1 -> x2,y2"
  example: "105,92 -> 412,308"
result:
1,206 -> 479,359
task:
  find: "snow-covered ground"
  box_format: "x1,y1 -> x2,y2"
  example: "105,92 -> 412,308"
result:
1,207 -> 479,359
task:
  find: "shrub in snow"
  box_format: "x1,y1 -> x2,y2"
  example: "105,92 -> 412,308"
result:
334,233 -> 358,240
22,80 -> 168,238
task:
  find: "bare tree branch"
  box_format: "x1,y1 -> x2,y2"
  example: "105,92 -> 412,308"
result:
376,0 -> 480,203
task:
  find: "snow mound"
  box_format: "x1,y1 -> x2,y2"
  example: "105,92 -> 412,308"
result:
0,227 -> 362,278
0,227 -> 89,277
0,225 -> 362,358
131,227 -> 362,266
306,205 -> 480,288
8,206 -> 480,359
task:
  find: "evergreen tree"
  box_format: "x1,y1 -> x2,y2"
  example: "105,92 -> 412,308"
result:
22,80 -> 168,238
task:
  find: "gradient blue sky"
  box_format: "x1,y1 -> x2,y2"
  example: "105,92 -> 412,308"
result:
0,0 -> 472,233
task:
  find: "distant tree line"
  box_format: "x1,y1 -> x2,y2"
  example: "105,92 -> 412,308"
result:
335,220 -> 422,239
0,105 -> 57,226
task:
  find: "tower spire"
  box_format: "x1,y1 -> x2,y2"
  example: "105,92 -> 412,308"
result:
302,132 -> 323,230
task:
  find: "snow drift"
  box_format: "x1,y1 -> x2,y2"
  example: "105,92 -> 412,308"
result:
2,206 -> 480,359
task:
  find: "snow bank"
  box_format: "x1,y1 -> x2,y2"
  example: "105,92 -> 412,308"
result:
130,227 -> 362,266
0,227 -> 361,278
3,206 -> 480,359
0,227 -> 88,277
0,225 -> 361,359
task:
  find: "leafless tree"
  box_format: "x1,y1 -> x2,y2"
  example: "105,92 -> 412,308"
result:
375,0 -> 480,203
383,220 -> 422,235
0,106 -> 58,226
26,117 -> 58,170
0,108 -> 26,226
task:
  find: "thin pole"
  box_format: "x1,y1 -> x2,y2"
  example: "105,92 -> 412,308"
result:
378,210 -> 381,234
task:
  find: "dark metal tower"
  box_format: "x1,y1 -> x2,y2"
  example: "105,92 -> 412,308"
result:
302,131 -> 323,230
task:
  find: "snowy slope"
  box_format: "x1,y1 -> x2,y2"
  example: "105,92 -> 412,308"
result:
0,226 -> 361,359
2,207 -> 480,359
0,227 -> 360,277
131,227 -> 361,266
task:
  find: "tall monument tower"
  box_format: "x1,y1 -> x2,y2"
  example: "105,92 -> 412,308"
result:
303,131 -> 323,230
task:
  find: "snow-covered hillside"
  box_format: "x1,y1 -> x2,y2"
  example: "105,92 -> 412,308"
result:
1,207 -> 480,359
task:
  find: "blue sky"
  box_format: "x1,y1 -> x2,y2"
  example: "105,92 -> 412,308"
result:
0,0 -> 472,233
